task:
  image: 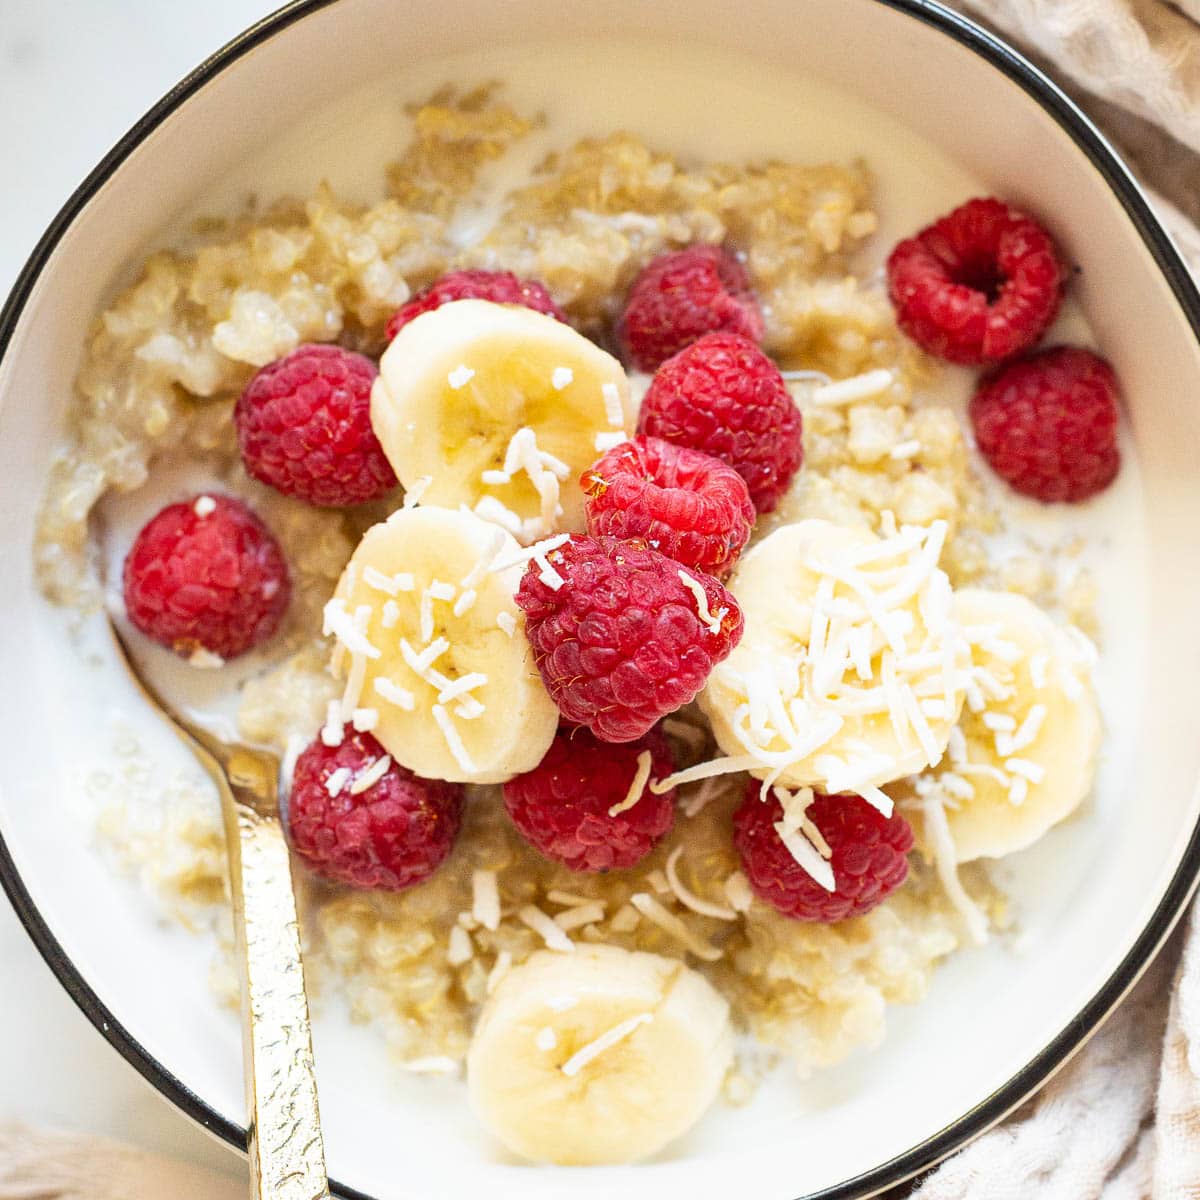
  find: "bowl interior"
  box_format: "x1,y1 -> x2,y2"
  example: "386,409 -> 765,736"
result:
3,2 -> 1200,1198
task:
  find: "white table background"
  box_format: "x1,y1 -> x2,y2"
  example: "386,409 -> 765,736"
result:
0,0 -> 285,1179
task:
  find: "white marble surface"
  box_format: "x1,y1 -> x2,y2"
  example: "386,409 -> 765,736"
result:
0,0 -> 282,1179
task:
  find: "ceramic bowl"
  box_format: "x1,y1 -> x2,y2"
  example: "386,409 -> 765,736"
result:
3,2 -> 1200,1197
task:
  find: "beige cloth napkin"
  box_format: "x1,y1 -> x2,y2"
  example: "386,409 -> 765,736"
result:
5,3 -> 1200,1197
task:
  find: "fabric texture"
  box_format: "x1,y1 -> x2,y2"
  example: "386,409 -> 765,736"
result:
5,2 -> 1200,1196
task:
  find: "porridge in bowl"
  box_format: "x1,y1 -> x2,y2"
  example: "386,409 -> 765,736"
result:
36,63 -> 1128,1166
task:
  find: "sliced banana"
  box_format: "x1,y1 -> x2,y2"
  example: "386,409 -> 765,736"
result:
920,588 -> 1101,862
326,505 -> 557,784
467,945 -> 732,1165
372,299 -> 634,543
699,517 -> 966,804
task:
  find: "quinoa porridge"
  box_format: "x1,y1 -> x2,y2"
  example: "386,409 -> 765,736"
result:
33,42 -> 1134,1167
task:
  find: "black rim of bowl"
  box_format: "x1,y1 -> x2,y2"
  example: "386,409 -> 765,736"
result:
1,1 -> 1198,1196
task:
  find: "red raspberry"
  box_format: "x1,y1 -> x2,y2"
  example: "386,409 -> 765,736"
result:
969,346 -> 1120,502
886,197 -> 1065,365
385,269 -> 565,340
123,494 -> 290,660
516,535 -> 743,743
732,783 -> 913,922
235,343 -> 396,507
582,436 -> 755,578
503,726 -> 676,872
638,332 -> 802,513
619,246 -> 765,371
287,731 -> 463,891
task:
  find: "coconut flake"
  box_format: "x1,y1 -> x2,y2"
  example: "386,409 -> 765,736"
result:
723,871 -> 754,913
187,647 -> 225,669
471,870 -> 501,931
486,950 -> 513,995
810,368 -> 894,407
629,893 -> 722,961
373,677 -> 415,710
325,767 -> 352,797
677,570 -> 725,635
535,1027 -> 559,1051
560,1013 -> 653,1078
403,476 -> 432,509
448,364 -> 475,389
555,902 -> 607,931
193,495 -> 217,518
665,847 -> 738,920
552,366 -> 574,390
432,704 -> 476,774
350,755 -> 391,795
601,382 -> 624,427
496,612 -> 517,638
608,750 -> 653,817
518,904 -> 575,952
351,707 -> 379,732
921,791 -> 989,944
447,924 -> 473,965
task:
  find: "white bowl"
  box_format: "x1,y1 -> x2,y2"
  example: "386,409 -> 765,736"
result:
3,1 -> 1200,1197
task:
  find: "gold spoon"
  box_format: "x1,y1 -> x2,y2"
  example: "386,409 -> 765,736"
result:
108,619 -> 330,1200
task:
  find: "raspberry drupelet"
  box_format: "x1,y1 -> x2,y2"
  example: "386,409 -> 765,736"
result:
503,725 -> 676,872
236,343 -> 397,507
619,246 -> 765,371
732,783 -> 914,922
515,534 -> 743,743
886,196 -> 1065,365
122,493 -> 290,661
385,269 -> 566,341
582,436 -> 755,578
287,731 -> 464,891
638,332 -> 802,513
968,346 -> 1121,502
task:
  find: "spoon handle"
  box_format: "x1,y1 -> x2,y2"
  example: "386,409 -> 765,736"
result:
221,760 -> 330,1200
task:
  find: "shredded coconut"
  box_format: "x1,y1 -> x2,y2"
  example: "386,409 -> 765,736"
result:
665,847 -> 738,920
350,755 -> 391,795
403,476 -> 432,509
518,904 -> 574,952
551,366 -> 574,390
601,381 -> 624,427
535,1026 -> 559,1051
351,707 -> 379,732
448,364 -> 475,389
810,368 -> 894,407
723,871 -> 754,913
187,647 -> 224,669
192,495 -> 217,518
554,902 -> 607,931
678,570 -> 725,634
629,893 -> 722,961
486,950 -> 512,995
496,611 -> 517,638
432,704 -> 476,774
447,924 -> 474,965
373,677 -> 415,710
608,750 -> 653,817
471,869 -> 501,932
325,767 -> 352,797
560,1013 -> 653,1078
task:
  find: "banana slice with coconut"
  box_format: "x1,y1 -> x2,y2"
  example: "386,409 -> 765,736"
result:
372,299 -> 634,543
697,517 -> 966,807
919,587 -> 1102,861
467,944 -> 733,1165
322,505 -> 558,784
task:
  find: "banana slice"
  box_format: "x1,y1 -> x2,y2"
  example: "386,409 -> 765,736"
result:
467,945 -> 732,1165
921,588 -> 1101,861
699,517 -> 966,805
325,505 -> 557,784
372,299 -> 634,543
